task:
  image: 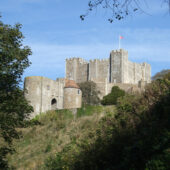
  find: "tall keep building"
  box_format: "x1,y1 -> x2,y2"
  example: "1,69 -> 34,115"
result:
66,49 -> 151,84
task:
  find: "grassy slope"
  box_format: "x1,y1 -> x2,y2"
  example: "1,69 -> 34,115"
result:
7,105 -> 116,170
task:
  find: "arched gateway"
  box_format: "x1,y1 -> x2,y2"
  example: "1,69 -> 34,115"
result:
51,98 -> 57,110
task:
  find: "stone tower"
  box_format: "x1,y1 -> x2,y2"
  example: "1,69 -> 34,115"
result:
109,49 -> 128,83
63,79 -> 82,109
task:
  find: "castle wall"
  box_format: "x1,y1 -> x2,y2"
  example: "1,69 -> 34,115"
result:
142,62 -> 151,83
77,59 -> 88,83
65,49 -> 151,85
66,58 -> 88,83
122,59 -> 151,85
121,50 -> 129,83
110,50 -> 122,83
24,77 -> 42,117
63,88 -> 82,109
127,62 -> 151,84
89,59 -> 109,82
95,81 -> 142,99
134,63 -> 143,84
106,83 -> 141,94
127,61 -> 136,84
24,76 -> 65,117
95,82 -> 107,99
66,58 -> 78,82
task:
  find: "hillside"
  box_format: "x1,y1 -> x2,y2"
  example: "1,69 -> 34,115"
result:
7,105 -> 116,170
152,69 -> 170,80
7,73 -> 170,170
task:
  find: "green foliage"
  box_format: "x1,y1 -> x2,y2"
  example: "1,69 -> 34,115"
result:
0,16 -> 33,169
145,156 -> 167,170
36,110 -> 74,130
45,73 -> 170,170
77,105 -> 103,117
78,81 -> 100,105
101,86 -> 125,105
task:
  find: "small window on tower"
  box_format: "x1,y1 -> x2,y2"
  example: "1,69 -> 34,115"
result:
78,89 -> 80,94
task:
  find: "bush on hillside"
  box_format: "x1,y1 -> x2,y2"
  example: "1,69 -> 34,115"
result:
78,81 -> 100,105
101,86 -> 125,105
44,73 -> 170,170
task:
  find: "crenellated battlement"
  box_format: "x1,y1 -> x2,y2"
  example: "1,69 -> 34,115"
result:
67,58 -> 108,64
111,48 -> 126,53
66,57 -> 88,64
89,58 -> 108,63
66,48 -> 151,85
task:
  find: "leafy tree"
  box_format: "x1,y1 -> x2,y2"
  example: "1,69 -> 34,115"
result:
0,16 -> 33,169
78,81 -> 100,105
81,0 -> 170,22
101,86 -> 125,105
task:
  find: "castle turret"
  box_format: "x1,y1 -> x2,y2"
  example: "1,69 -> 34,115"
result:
63,79 -> 82,109
109,49 -> 128,83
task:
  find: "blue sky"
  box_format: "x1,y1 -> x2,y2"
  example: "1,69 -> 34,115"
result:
1,0 -> 170,84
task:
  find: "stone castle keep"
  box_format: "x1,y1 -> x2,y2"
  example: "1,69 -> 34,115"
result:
24,49 -> 151,117
66,49 -> 151,97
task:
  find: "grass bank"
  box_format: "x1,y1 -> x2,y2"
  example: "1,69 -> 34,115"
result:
7,105 -> 116,170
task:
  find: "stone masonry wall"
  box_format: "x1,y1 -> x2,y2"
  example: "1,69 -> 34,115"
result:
89,59 -> 109,82
66,58 -> 88,83
96,82 -> 142,99
66,49 -> 151,85
76,58 -> 88,83
120,49 -> 129,83
63,88 -> 82,109
65,48 -> 151,100
66,58 -> 78,82
24,76 -> 65,117
110,49 -> 129,83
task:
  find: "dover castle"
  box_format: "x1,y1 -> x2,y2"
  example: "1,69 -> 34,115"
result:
24,49 -> 151,117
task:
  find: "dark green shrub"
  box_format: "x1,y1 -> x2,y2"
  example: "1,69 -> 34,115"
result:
101,86 -> 125,105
